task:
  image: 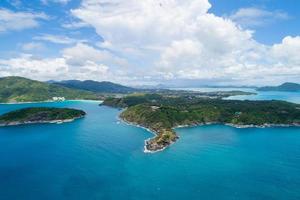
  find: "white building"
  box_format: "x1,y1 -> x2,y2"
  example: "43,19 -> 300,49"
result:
52,97 -> 65,101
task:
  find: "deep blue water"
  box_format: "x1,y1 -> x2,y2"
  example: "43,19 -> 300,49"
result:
0,98 -> 300,200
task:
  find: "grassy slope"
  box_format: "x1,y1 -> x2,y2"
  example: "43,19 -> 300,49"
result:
0,76 -> 98,103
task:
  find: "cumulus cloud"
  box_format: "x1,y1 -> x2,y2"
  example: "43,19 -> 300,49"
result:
0,54 -> 68,80
71,0 -> 212,49
1,0 -> 299,85
67,0 -> 300,85
62,43 -> 128,67
229,7 -> 289,27
272,36 -> 300,65
0,9 -> 48,33
0,43 -> 128,82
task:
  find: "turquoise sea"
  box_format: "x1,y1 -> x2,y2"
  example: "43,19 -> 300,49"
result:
0,92 -> 300,200
226,90 -> 300,104
174,87 -> 300,103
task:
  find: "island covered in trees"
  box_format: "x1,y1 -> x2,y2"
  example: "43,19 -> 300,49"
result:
103,94 -> 300,152
0,107 -> 86,127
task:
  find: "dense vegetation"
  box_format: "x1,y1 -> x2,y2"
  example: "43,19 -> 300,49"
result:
0,76 -> 98,103
0,107 -> 86,126
104,94 -> 300,152
121,99 -> 300,127
257,82 -> 300,92
54,80 -> 139,93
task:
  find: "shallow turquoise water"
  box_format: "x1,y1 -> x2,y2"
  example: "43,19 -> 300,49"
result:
226,91 -> 300,104
173,87 -> 300,104
0,99 -> 300,199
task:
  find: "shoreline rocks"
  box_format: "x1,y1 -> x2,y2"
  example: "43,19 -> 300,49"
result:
120,116 -> 300,153
0,116 -> 85,127
0,107 -> 86,127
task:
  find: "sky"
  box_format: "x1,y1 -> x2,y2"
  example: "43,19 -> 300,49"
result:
0,0 -> 300,86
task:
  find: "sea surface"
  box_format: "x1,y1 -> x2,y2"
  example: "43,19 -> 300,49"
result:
0,92 -> 300,200
174,87 -> 300,103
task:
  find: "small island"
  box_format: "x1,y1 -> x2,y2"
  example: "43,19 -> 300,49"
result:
103,94 -> 300,153
0,107 -> 86,127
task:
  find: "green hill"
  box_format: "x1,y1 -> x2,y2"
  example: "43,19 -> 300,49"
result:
103,94 -> 300,152
54,80 -> 139,93
257,82 -> 300,92
0,107 -> 86,126
0,76 -> 98,103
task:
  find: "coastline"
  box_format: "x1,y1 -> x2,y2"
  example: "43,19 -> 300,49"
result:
0,99 -> 103,105
0,116 -> 84,127
118,114 -> 179,153
0,100 -> 55,105
120,115 -> 300,153
174,121 -> 300,129
118,116 -> 165,153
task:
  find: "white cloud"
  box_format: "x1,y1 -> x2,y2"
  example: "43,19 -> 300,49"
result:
229,7 -> 289,27
63,43 -> 112,64
0,9 -> 48,33
34,34 -> 85,44
67,0 -> 300,85
0,54 -> 68,80
272,36 -> 300,65
0,43 -> 128,82
62,21 -> 90,29
1,1 -> 299,85
71,0 -> 211,49
62,43 -> 128,67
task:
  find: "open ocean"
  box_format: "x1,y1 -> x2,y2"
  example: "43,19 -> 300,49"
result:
0,90 -> 300,200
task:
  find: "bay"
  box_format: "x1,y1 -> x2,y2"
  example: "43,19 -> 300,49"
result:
0,97 -> 299,200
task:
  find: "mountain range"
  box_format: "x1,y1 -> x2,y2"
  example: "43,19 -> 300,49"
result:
257,82 -> 300,92
0,77 -> 98,103
0,76 -> 142,103
53,80 -> 138,93
1,76 -> 299,103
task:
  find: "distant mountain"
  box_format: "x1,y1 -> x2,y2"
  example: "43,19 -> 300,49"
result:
45,80 -> 57,84
54,80 -> 139,93
201,85 -> 257,89
257,82 -> 300,92
0,76 -> 98,103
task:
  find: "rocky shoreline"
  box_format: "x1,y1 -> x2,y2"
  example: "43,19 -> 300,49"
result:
0,116 -> 85,127
119,115 -> 179,153
120,115 -> 300,153
175,122 -> 300,129
0,99 -> 103,105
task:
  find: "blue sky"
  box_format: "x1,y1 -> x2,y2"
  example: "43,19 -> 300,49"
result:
0,0 -> 300,86
210,0 -> 300,44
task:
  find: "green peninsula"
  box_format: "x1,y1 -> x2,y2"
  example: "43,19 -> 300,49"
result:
103,94 -> 300,152
0,107 -> 86,126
